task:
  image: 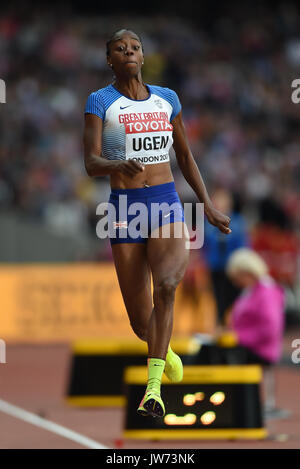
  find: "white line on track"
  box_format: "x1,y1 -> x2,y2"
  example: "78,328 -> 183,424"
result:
0,398 -> 109,449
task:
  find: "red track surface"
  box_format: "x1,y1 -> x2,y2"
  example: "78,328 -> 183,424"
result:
0,339 -> 300,449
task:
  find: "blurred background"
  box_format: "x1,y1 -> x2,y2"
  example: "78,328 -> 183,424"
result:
0,0 -> 300,449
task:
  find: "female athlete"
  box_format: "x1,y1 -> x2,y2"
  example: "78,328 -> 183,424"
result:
83,29 -> 231,418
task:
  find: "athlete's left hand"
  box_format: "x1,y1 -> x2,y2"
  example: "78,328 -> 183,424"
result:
205,205 -> 232,234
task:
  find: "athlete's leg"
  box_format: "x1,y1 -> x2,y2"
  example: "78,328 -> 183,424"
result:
138,222 -> 190,417
111,243 -> 152,341
147,221 -> 190,360
111,242 -> 162,417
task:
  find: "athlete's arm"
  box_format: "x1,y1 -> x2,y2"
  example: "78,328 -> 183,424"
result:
83,113 -> 145,178
172,111 -> 231,234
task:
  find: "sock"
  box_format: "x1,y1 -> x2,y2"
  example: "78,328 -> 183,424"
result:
146,358 -> 165,395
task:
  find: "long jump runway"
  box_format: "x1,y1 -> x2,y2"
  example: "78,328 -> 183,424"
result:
0,343 -> 299,449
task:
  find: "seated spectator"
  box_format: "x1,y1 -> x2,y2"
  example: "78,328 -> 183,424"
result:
225,248 -> 285,365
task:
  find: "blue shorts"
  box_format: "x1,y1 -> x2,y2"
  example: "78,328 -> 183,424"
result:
107,181 -> 184,245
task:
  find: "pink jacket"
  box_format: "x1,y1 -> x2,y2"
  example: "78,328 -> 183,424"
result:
230,276 -> 285,363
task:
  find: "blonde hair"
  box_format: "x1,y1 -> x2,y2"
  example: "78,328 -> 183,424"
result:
226,248 -> 268,280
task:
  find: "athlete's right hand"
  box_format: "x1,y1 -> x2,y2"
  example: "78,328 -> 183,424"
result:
112,160 -> 145,177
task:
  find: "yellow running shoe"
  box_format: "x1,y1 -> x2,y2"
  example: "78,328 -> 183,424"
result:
137,390 -> 165,418
164,346 -> 183,383
137,401 -> 148,417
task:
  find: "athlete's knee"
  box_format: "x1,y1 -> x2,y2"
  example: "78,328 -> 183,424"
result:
154,277 -> 178,305
130,321 -> 148,341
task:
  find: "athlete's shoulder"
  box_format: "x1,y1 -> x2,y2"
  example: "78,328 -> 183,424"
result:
90,84 -> 116,98
87,84 -> 121,107
148,84 -> 182,120
148,84 -> 180,100
84,84 -> 120,119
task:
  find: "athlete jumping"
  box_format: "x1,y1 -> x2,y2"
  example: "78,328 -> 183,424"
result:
83,29 -> 231,418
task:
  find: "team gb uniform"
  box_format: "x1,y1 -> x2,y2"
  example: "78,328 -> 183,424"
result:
84,83 -> 185,244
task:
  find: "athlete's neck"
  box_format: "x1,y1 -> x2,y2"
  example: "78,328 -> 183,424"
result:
113,76 -> 149,101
